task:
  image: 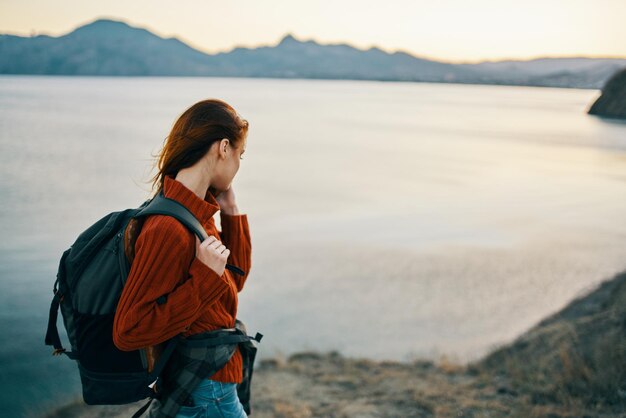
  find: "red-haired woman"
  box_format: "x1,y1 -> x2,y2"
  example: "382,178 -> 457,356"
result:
113,98 -> 251,417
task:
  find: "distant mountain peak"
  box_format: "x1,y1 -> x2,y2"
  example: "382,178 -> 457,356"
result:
67,17 -> 153,40
89,18 -> 127,25
75,18 -> 132,31
278,33 -> 300,46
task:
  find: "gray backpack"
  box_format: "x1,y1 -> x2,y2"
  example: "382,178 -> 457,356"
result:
44,191 -> 248,406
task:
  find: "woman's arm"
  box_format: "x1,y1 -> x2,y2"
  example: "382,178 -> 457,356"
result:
113,216 -> 231,351
219,211 -> 252,293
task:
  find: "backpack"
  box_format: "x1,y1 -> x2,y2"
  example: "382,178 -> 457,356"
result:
44,189 -> 247,407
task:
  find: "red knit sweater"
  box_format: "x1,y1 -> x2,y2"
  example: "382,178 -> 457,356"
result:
112,174 -> 252,383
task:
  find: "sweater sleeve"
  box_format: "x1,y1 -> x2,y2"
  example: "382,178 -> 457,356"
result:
113,216 -> 231,351
219,213 -> 252,293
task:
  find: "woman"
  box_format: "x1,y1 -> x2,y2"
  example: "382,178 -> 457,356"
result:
113,98 -> 251,418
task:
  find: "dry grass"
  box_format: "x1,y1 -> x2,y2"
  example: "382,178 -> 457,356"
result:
43,272 -> 626,418
477,271 -> 626,414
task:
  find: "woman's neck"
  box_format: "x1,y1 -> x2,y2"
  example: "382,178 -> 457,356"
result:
174,166 -> 212,201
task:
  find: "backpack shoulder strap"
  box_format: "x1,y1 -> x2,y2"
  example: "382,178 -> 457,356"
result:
134,191 -> 245,276
136,191 -> 206,241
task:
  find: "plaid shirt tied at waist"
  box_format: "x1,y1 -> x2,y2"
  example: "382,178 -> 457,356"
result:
138,319 -> 263,418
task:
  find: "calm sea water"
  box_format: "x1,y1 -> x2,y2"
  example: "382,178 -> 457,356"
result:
1,75 -> 625,416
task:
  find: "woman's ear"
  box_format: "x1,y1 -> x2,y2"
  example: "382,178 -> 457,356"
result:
220,138 -> 230,158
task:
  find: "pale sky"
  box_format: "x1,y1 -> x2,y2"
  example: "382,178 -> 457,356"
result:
1,0 -> 625,63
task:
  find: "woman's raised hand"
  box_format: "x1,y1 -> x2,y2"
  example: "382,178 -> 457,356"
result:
213,185 -> 239,215
195,235 -> 230,276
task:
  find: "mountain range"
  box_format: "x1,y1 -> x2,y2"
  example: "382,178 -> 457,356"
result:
1,18 -> 625,89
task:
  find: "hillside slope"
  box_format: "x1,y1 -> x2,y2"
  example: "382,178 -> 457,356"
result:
588,68 -> 626,119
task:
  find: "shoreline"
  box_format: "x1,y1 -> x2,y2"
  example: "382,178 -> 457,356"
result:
44,270 -> 626,417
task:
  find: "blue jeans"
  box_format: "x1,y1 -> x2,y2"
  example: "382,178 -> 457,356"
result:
175,378 -> 247,418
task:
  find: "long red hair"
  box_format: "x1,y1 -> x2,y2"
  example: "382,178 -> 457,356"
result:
149,99 -> 249,197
